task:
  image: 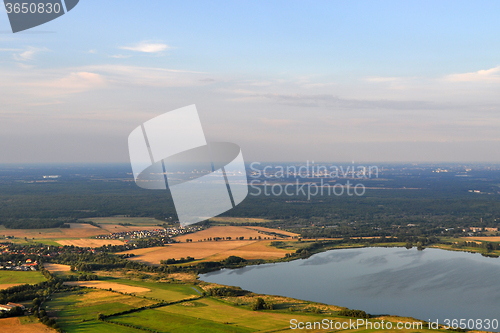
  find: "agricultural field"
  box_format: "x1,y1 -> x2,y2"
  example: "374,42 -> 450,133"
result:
63,281 -> 150,294
56,239 -> 124,247
464,236 -> 500,242
156,297 -> 331,331
0,220 -> 163,246
97,278 -> 202,302
43,263 -> 71,274
45,289 -> 156,333
175,226 -> 295,242
0,270 -> 46,290
0,317 -> 56,333
109,307 -> 252,333
119,240 -> 289,264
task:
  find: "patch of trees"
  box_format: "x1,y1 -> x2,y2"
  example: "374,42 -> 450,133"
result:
252,297 -> 273,310
160,257 -> 195,265
0,218 -> 73,229
224,256 -> 246,265
208,286 -> 248,297
338,308 -> 370,318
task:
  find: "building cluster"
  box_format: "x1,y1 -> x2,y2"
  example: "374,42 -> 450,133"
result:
0,302 -> 25,312
0,259 -> 38,271
95,226 -> 203,241
462,227 -> 498,233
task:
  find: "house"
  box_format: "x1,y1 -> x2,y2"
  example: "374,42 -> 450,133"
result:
7,302 -> 25,310
0,304 -> 14,312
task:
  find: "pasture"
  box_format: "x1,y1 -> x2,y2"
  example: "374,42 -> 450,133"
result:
109,308 -> 252,333
45,289 -> 156,332
0,270 -> 46,289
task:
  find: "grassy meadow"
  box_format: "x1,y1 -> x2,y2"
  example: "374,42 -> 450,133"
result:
0,270 -> 46,289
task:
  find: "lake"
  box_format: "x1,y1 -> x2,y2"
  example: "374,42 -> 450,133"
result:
200,247 -> 500,330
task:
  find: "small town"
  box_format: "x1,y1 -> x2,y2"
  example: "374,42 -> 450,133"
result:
94,225 -> 203,241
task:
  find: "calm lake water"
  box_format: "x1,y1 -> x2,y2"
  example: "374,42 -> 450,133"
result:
201,247 -> 500,329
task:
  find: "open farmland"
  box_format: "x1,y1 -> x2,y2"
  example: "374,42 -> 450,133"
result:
0,271 -> 46,290
43,263 -> 71,274
0,317 -> 56,333
0,221 -> 161,246
63,281 -> 150,294
46,289 -> 157,332
119,240 -> 290,264
245,226 -> 299,237
175,226 -> 295,242
56,238 -> 124,247
0,224 -> 103,239
464,236 -> 500,242
98,279 -> 202,302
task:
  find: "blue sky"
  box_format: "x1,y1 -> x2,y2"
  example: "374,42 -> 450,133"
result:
1,1 -> 500,163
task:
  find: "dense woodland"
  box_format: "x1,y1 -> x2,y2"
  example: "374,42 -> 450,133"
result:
1,164 -> 500,239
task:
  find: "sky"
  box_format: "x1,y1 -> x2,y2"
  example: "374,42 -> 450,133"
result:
1,0 -> 500,164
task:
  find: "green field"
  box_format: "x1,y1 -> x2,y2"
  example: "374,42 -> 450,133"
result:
0,270 -> 46,286
44,281 -> 452,333
157,297 -> 331,331
109,308 -> 253,333
101,278 -> 202,302
46,289 -> 156,332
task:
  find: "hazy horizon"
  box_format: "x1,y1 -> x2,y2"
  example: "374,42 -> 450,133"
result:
2,1 -> 500,164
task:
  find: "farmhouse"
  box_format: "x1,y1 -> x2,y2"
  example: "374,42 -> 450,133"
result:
0,304 -> 13,312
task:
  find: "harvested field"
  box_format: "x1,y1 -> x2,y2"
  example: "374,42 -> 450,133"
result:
56,238 -> 124,247
66,223 -> 100,229
206,240 -> 290,261
0,317 -> 56,333
63,281 -> 150,294
0,283 -> 22,290
0,223 -> 158,242
245,226 -> 299,237
175,225 -> 289,242
464,236 -> 500,242
0,225 -> 103,239
119,239 -> 288,264
43,263 -> 71,273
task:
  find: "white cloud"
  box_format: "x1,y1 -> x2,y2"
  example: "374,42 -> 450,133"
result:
444,66 -> 500,83
120,42 -> 170,53
13,47 -> 48,61
109,54 -> 131,59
